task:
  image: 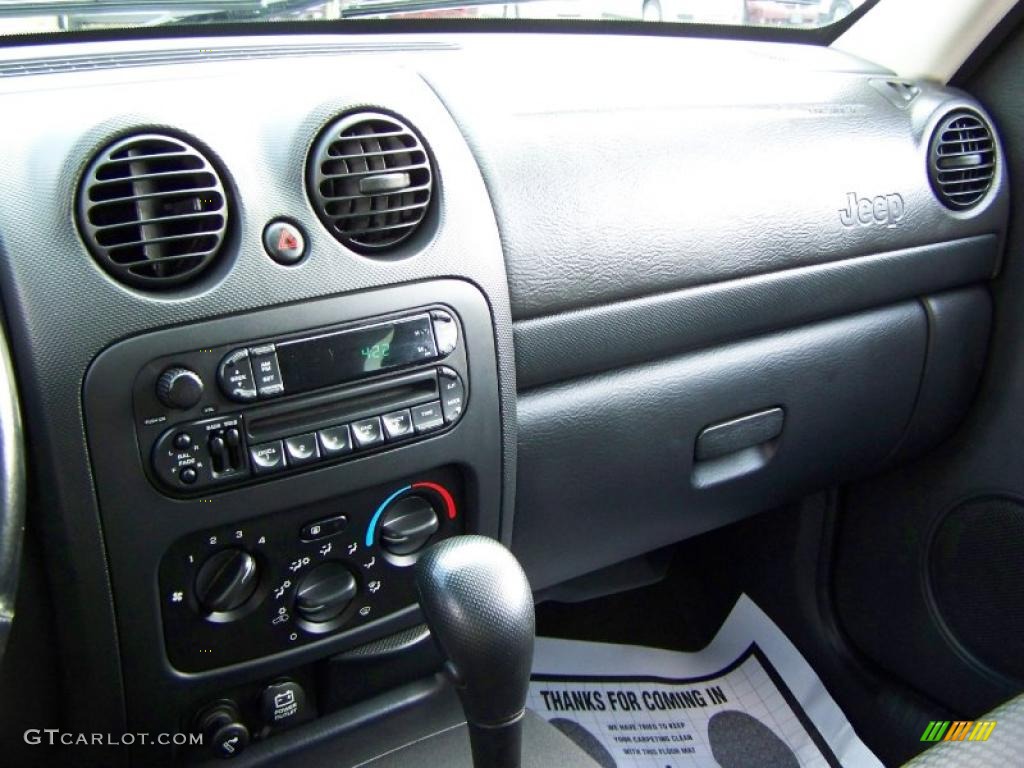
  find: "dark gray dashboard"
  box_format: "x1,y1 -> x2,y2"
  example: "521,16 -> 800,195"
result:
0,29 -> 1008,765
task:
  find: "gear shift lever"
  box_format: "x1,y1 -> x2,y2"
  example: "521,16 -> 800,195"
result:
415,535 -> 535,768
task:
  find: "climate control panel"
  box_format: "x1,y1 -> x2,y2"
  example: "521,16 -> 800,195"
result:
158,467 -> 464,672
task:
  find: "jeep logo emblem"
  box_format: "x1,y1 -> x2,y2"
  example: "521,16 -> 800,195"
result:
839,192 -> 905,228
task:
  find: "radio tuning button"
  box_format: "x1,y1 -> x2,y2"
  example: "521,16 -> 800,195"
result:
157,367 -> 204,410
218,349 -> 258,403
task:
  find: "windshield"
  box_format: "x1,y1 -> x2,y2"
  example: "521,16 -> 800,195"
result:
0,0 -> 869,37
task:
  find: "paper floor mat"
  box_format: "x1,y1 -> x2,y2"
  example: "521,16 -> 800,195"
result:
529,594 -> 882,768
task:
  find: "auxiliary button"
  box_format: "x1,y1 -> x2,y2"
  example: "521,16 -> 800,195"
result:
381,409 -> 414,440
284,433 -> 320,466
318,425 -> 352,457
351,417 -> 384,448
249,344 -> 284,398
250,441 -> 286,475
300,514 -> 348,542
411,401 -> 444,433
438,367 -> 465,423
218,348 -> 258,403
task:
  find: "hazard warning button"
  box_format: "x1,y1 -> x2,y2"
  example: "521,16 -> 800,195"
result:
262,220 -> 307,265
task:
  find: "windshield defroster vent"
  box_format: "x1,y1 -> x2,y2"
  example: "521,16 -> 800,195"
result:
77,133 -> 229,289
307,112 -> 433,254
928,111 -> 996,211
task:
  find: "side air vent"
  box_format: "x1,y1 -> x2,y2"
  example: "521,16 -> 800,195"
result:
307,112 -> 433,254
928,111 -> 996,211
77,133 -> 229,288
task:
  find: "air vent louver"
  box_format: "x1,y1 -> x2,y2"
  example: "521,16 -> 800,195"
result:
307,112 -> 433,253
929,111 -> 996,211
77,133 -> 229,288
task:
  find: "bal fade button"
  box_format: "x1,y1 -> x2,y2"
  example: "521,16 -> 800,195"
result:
263,220 -> 307,265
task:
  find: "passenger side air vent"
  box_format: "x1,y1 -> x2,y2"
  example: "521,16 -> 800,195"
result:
928,111 -> 996,211
307,112 -> 433,254
77,133 -> 229,288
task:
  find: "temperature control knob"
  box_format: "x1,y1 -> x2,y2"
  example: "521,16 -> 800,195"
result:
295,562 -> 358,623
380,495 -> 440,556
194,548 -> 259,614
157,366 -> 204,410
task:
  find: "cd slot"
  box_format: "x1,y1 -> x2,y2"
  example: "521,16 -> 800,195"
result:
247,369 -> 439,443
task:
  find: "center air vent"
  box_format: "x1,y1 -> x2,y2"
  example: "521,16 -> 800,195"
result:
307,112 -> 433,254
928,110 -> 996,211
77,133 -> 229,288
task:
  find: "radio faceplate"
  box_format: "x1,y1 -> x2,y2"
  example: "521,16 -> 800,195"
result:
133,306 -> 468,496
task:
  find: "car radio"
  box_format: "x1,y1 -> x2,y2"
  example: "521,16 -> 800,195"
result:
133,306 -> 468,496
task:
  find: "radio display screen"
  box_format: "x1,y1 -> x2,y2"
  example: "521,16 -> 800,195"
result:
275,314 -> 438,393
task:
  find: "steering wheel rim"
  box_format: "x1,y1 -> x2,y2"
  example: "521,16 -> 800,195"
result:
0,319 -> 25,666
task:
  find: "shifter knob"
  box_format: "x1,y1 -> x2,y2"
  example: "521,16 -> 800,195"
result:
415,535 -> 535,768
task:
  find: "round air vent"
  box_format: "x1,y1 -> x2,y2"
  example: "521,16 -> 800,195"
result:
928,110 -> 996,211
307,112 -> 433,254
77,133 -> 229,288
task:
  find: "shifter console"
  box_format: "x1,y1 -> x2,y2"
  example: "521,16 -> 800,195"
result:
159,467 -> 464,672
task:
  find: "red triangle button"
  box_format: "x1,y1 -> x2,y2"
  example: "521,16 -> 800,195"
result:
278,228 -> 300,252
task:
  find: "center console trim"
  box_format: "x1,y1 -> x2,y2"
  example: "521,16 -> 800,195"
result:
82,278 -> 502,756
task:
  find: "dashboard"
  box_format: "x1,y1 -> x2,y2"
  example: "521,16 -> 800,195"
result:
0,28 -> 1008,765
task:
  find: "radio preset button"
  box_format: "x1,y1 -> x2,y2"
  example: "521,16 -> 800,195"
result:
284,433 -> 320,466
250,441 -> 286,475
431,310 -> 458,356
218,349 -> 258,403
249,344 -> 284,398
381,409 -> 414,440
411,401 -> 444,433
317,425 -> 352,457
351,417 -> 384,448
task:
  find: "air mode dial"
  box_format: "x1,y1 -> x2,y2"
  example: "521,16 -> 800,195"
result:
295,562 -> 358,623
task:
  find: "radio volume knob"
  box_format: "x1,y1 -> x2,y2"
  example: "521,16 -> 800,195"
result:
157,367 -> 204,410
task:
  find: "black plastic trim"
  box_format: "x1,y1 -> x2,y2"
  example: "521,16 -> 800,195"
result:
514,301 -> 927,590
83,279 -> 501,763
514,236 -> 998,390
0,5 -> 881,51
